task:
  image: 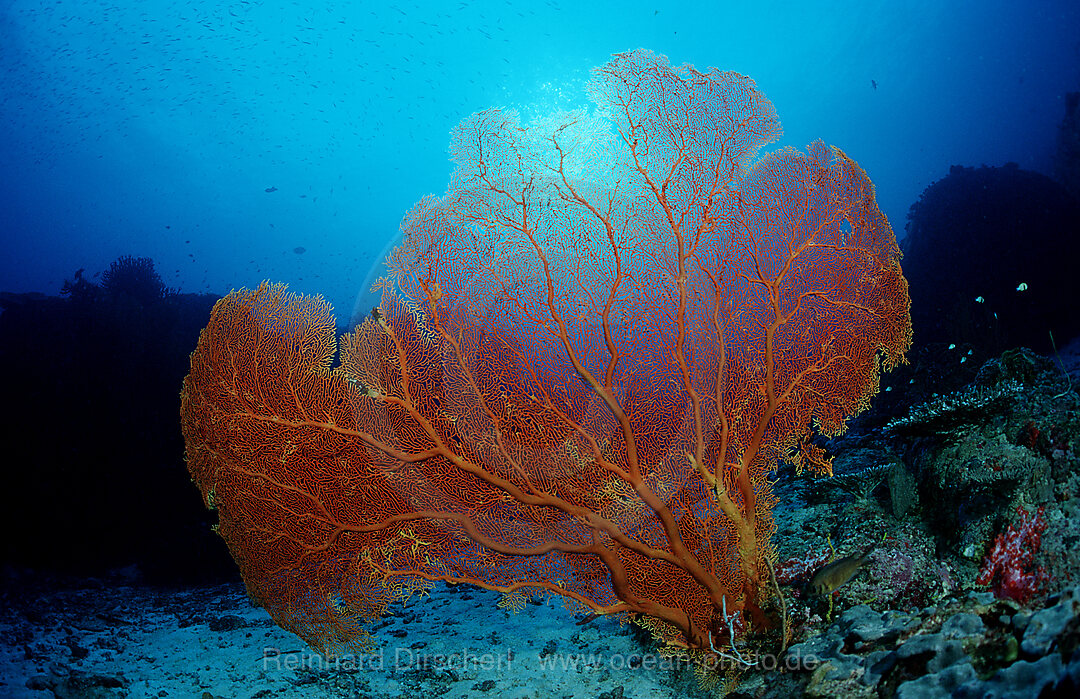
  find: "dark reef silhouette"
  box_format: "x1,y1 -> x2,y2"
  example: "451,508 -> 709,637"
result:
902,162 -> 1080,361
0,257 -> 235,583
1056,91 -> 1080,201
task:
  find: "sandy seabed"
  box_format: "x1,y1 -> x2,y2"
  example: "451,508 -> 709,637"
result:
0,573 -> 706,698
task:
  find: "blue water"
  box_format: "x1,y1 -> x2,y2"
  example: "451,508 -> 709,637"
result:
2,0 -> 1077,321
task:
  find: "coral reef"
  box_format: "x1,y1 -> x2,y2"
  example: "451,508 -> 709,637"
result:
885,348 -> 1076,567
884,381 -> 1022,440
761,341 -> 1080,694
100,255 -> 169,303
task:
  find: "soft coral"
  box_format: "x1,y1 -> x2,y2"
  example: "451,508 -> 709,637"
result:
975,506 -> 1050,603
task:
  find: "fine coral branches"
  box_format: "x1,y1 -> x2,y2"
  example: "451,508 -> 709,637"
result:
180,49 -> 910,664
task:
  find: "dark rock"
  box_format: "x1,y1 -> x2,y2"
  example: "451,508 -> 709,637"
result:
941,612 -> 984,639
894,633 -> 965,673
896,662 -> 977,699
888,460 -> 920,518
23,667 -> 127,698
1022,587 -> 1080,657
598,687 -> 625,699
956,654 -> 1064,699
1012,610 -> 1032,633
836,605 -> 918,646
787,632 -> 869,685
208,614 -> 246,632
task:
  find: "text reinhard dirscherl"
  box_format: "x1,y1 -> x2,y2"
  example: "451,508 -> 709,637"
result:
260,646 -> 822,674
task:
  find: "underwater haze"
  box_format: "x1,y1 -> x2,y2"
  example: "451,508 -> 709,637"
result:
6,3 -> 1080,697
2,0 -> 1077,321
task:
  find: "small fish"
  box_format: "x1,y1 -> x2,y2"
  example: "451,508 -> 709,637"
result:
1016,282 -> 1028,292
975,296 -> 985,303
808,546 -> 873,596
576,612 -> 599,626
871,79 -> 878,91
265,186 -> 278,193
